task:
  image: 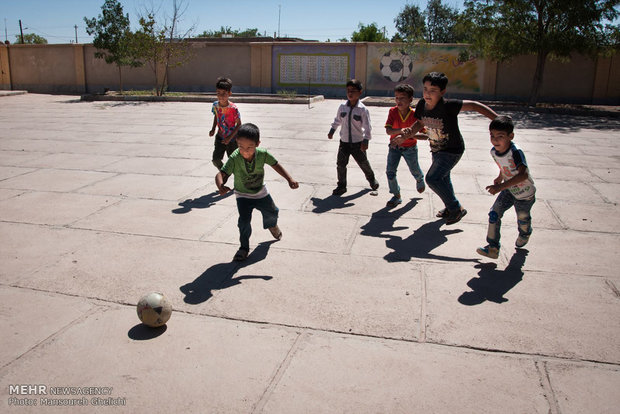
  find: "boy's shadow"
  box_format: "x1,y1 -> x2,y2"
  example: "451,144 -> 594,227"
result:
458,249 -> 529,305
172,191 -> 232,214
383,219 -> 477,263
360,198 -> 420,237
179,241 -> 275,304
310,189 -> 370,213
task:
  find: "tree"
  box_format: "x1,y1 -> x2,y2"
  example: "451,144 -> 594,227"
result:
425,0 -> 463,43
84,0 -> 142,92
460,0 -> 620,105
395,4 -> 426,42
196,27 -> 264,38
395,1 -> 465,43
133,13 -> 167,95
14,33 -> 47,44
351,22 -> 389,42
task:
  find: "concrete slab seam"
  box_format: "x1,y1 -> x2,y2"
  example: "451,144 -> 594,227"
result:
604,279 -> 620,299
0,298 -> 105,371
419,267 -> 428,343
535,360 -> 561,414
250,330 -> 308,414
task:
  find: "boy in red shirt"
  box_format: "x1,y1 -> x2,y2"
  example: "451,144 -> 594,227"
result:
384,84 -> 427,208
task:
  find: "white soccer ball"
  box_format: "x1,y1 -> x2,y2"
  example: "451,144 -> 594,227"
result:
380,50 -> 413,83
137,292 -> 172,327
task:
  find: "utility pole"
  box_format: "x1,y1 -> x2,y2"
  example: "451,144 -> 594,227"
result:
74,25 -> 78,43
277,4 -> 281,38
4,18 -> 7,43
19,19 -> 24,44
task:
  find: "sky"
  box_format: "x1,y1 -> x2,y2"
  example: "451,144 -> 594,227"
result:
1,0 -> 465,44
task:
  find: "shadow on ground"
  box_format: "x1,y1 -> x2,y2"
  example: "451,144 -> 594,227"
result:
179,241 -> 276,305
172,191 -> 232,214
458,249 -> 529,305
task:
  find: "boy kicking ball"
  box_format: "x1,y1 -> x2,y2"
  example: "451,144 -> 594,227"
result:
216,123 -> 298,261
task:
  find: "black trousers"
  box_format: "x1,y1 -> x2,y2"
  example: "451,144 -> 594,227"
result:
336,141 -> 376,188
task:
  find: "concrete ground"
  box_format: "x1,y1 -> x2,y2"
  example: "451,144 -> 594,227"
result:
1,93 -> 619,413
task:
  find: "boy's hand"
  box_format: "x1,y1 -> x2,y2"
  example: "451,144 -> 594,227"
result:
390,134 -> 406,148
485,184 -> 501,195
218,185 -> 232,196
493,176 -> 503,186
288,179 -> 299,189
209,129 -> 215,137
328,132 -> 334,139
361,142 -> 368,152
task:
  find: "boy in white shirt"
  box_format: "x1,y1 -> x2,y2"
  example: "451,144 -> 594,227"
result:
477,116 -> 536,259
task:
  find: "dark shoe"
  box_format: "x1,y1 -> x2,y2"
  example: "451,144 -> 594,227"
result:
436,208 -> 447,218
476,245 -> 499,259
446,208 -> 467,225
332,186 -> 347,196
233,248 -> 249,261
269,225 -> 282,240
370,180 -> 379,191
416,180 -> 425,193
386,196 -> 402,208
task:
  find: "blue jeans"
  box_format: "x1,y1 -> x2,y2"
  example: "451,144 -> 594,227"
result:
236,194 -> 279,251
425,151 -> 462,212
386,145 -> 424,196
486,190 -> 535,248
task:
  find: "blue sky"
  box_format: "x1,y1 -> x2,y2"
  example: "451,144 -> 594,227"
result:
2,0 -> 465,44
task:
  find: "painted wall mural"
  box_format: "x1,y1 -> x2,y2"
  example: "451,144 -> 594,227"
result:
367,44 -> 483,96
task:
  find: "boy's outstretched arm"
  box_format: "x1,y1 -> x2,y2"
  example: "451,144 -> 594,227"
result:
390,120 -> 425,147
215,171 -> 232,195
209,116 -> 217,137
271,163 -> 299,189
462,100 -> 498,120
223,119 -> 242,145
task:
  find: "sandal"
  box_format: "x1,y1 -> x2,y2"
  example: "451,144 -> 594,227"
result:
436,208 -> 447,218
446,208 -> 467,225
233,248 -> 249,261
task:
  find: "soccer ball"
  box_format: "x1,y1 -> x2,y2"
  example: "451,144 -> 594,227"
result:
137,292 -> 172,327
380,50 -> 413,83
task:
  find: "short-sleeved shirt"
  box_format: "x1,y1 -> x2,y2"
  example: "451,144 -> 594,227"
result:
414,98 -> 464,154
385,106 -> 418,148
212,101 -> 241,140
491,142 -> 536,200
221,147 -> 278,198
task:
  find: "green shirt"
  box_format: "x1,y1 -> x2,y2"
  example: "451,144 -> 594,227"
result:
221,147 -> 278,195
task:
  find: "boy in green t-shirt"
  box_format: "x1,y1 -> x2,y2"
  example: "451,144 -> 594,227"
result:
216,123 -> 299,261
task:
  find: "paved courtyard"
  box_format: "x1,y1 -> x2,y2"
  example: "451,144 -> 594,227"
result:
1,93 -> 619,413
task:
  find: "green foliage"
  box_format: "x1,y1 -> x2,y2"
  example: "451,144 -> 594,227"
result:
394,4 -> 426,42
197,27 -> 264,38
395,1 -> 465,43
351,22 -> 389,42
14,33 -> 48,44
84,0 -> 142,91
459,0 -> 619,104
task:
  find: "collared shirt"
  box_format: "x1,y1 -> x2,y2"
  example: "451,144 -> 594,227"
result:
330,100 -> 372,143
385,106 -> 418,148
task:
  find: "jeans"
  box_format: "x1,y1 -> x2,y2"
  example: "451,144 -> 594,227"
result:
212,135 -> 238,169
425,151 -> 463,212
336,141 -> 376,188
236,194 -> 279,251
486,190 -> 535,248
386,145 -> 424,195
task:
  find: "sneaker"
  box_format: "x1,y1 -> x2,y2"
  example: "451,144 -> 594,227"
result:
446,207 -> 467,225
332,186 -> 347,196
370,180 -> 379,191
476,245 -> 499,259
436,208 -> 448,218
233,248 -> 249,261
515,235 -> 530,248
269,225 -> 282,240
386,196 -> 402,208
416,180 -> 425,193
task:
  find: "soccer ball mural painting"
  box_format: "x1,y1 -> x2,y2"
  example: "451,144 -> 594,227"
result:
380,50 -> 413,83
137,292 -> 172,327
